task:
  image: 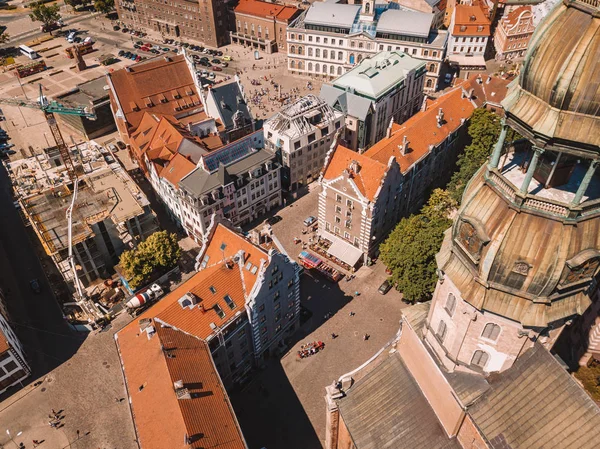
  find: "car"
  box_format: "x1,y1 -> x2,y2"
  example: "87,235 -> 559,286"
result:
30,279 -> 41,294
151,49 -> 160,54
113,25 -> 120,31
74,36 -> 82,43
67,31 -> 76,42
121,28 -> 129,33
215,50 -> 223,56
116,141 -> 126,150
211,58 -> 221,64
303,216 -> 316,226
222,55 -> 232,61
198,60 -> 210,67
135,55 -> 142,62
118,50 -> 125,57
162,47 -> 170,52
208,72 -> 216,80
266,215 -> 282,225
200,69 -> 208,77
182,42 -> 190,48
83,36 -> 93,44
221,62 -> 228,67
378,279 -> 392,295
212,66 -> 222,71
136,40 -> 143,45
130,54 -> 137,60
133,44 -> 141,49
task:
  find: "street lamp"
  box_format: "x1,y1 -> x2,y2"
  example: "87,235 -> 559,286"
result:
5,429 -> 23,448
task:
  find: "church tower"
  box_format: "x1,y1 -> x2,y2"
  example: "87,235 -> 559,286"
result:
423,0 -> 600,374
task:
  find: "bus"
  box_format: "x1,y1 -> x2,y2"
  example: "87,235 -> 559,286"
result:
19,45 -> 40,60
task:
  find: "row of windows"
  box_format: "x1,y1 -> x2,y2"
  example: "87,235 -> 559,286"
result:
436,321 -> 491,368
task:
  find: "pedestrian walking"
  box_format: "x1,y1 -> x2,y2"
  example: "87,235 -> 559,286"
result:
331,333 -> 338,339
363,333 -> 370,341
349,311 -> 355,317
33,440 -> 41,448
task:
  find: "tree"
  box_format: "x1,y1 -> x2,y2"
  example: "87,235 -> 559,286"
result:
94,0 -> 114,14
379,189 -> 454,302
29,4 -> 61,34
447,108 -> 502,203
119,231 -> 181,290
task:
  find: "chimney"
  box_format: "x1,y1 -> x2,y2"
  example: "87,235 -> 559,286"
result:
486,75 -> 492,84
125,66 -> 132,73
468,88 -> 475,99
476,75 -> 483,84
386,117 -> 394,138
400,136 -> 409,156
164,56 -> 171,62
349,160 -> 361,173
436,108 -> 444,128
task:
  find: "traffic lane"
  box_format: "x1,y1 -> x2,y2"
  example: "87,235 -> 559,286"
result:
0,163 -> 82,377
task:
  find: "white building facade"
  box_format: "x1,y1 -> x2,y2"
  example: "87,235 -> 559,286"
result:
287,0 -> 447,91
264,95 -> 344,191
320,51 -> 426,152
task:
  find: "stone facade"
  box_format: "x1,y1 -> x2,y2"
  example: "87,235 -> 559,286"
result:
493,6 -> 535,62
115,0 -> 230,47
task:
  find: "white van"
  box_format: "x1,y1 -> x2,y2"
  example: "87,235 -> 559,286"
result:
67,32 -> 76,43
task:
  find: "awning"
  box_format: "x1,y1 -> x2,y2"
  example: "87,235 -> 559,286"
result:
320,230 -> 363,267
448,54 -> 486,69
299,251 -> 322,268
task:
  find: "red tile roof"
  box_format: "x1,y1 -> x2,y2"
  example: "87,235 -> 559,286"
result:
453,5 -> 491,36
463,74 -> 511,110
234,0 -> 300,21
117,321 -> 247,449
364,84 -> 476,173
108,55 -> 202,131
322,145 -> 389,201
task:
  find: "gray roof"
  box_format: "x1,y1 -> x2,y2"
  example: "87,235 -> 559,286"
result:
444,370 -> 490,407
424,0 -> 442,7
179,148 -> 274,197
338,352 -> 461,449
57,76 -> 109,107
401,300 -> 432,334
209,82 -> 252,130
304,2 -> 361,29
319,85 -> 373,121
469,343 -> 600,449
376,9 -> 434,38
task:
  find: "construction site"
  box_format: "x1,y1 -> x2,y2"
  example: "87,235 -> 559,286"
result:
6,141 -> 158,319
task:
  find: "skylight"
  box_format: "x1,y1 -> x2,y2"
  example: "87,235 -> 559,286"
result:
209,286 -> 216,294
213,304 -> 225,319
224,294 -> 236,310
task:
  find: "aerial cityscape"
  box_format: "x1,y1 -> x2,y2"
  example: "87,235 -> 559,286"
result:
0,0 -> 599,448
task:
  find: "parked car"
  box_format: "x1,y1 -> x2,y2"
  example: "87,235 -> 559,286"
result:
121,28 -> 129,33
378,279 -> 392,295
116,140 -> 126,150
211,58 -> 221,64
198,60 -> 210,67
212,66 -> 222,72
303,216 -> 316,226
266,215 -> 282,225
208,72 -> 216,80
113,25 -> 120,31
30,279 -> 41,294
222,55 -> 232,61
136,40 -> 143,45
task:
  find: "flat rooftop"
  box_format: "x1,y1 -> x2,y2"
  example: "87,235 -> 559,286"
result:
304,2 -> 361,28
376,9 -> 434,38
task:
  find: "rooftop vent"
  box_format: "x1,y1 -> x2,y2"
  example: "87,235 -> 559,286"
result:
349,160 -> 361,173
175,388 -> 191,400
400,135 -> 409,156
174,379 -> 184,389
164,56 -> 171,62
436,108 -> 444,128
470,15 -> 476,21
178,292 -> 198,310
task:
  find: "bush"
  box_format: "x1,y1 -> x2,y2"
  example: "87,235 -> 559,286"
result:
574,358 -> 600,402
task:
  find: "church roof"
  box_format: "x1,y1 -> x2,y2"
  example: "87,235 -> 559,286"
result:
503,0 -> 600,151
469,343 -> 600,449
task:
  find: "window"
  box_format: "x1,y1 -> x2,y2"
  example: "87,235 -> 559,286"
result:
346,199 -> 353,208
437,320 -> 447,342
224,294 -> 236,310
323,49 -> 328,58
471,350 -> 489,368
4,360 -> 18,372
335,205 -> 342,214
315,48 -> 320,57
308,47 -> 313,56
481,323 -> 501,341
445,293 -> 456,316
336,194 -> 342,203
335,216 -> 341,224
213,304 -> 225,319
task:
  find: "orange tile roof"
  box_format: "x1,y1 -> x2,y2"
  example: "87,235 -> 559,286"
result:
503,5 -> 532,28
234,0 -> 299,21
364,84 -> 476,173
117,320 -> 247,449
323,145 -> 388,201
453,5 -> 491,36
108,55 -> 201,131
161,153 -> 197,186
201,223 -> 268,289
0,328 -> 9,353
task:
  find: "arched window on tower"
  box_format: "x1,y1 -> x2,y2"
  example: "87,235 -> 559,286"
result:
426,79 -> 433,88
445,293 -> 456,317
437,320 -> 447,343
471,350 -> 489,368
481,323 -> 501,341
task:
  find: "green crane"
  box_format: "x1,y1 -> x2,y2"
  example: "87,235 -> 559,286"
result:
0,84 -> 96,180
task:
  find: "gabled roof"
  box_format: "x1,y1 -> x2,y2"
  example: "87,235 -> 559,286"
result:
199,223 -> 268,289
323,144 -> 388,201
108,55 -> 201,130
161,153 -> 197,186
320,84 -> 373,121
469,343 -> 600,449
463,75 -> 511,110
452,5 -> 491,36
337,352 -> 461,449
364,83 -> 475,173
116,320 -> 247,449
208,82 -> 253,130
234,0 -> 300,22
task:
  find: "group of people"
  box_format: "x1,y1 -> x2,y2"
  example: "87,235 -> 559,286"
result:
297,341 -> 325,359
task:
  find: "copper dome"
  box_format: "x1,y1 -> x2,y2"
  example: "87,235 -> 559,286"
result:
502,0 -> 600,151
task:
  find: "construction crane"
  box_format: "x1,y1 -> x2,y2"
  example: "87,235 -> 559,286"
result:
0,84 -> 96,180
0,85 -> 102,320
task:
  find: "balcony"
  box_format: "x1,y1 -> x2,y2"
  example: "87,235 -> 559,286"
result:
485,148 -> 600,221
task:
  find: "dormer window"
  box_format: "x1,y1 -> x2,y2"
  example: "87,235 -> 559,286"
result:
455,216 -> 490,263
559,249 -> 600,289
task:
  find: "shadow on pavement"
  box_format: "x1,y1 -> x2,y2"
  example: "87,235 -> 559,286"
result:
231,359 -> 322,449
